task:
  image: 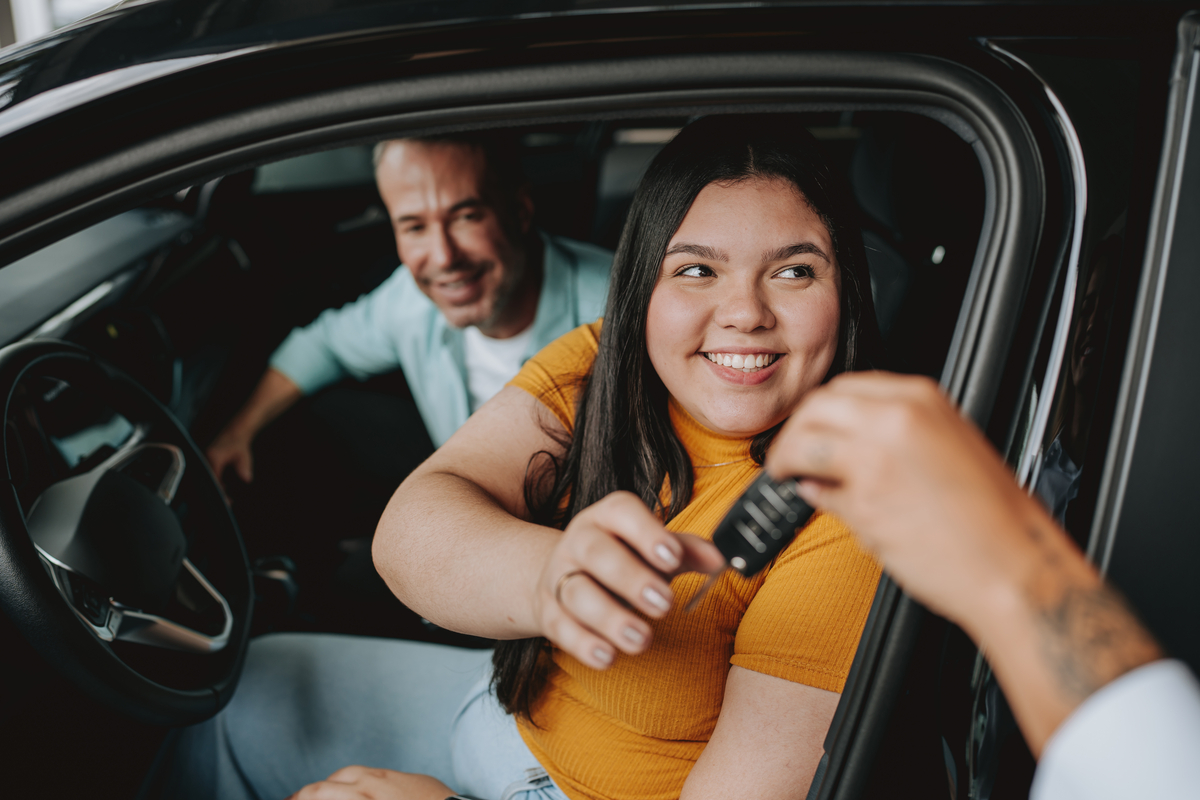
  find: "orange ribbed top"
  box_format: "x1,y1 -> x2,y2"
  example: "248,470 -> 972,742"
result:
508,321 -> 882,800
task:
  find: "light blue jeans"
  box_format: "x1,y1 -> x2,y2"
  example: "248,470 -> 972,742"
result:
142,634 -> 568,800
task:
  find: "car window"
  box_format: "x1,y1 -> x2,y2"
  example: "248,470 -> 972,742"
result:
251,145 -> 375,193
0,208 -> 191,345
2,113 -> 987,443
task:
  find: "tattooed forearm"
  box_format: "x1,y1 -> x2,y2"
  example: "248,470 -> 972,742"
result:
1032,584 -> 1161,700
1023,526 -> 1162,702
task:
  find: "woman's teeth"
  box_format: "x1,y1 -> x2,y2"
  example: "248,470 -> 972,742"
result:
704,352 -> 778,372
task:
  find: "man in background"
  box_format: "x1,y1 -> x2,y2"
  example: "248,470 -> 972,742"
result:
206,133 -> 611,619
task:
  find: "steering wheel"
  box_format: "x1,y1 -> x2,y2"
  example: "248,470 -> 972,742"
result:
0,340 -> 253,726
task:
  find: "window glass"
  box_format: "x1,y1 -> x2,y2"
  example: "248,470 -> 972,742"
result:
251,146 -> 375,193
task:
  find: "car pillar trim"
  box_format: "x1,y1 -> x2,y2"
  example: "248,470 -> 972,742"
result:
984,40 -> 1090,496
1088,12 -> 1200,575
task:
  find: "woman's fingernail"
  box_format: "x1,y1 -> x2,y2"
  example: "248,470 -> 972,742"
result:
593,647 -> 613,666
642,586 -> 671,612
622,626 -> 647,647
655,544 -> 680,570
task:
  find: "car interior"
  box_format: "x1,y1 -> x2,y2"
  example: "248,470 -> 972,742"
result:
1,110 -> 988,796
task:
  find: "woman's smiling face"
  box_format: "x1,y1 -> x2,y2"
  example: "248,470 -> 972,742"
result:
646,176 -> 842,438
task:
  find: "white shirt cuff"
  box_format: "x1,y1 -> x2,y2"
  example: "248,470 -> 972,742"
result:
1032,659 -> 1200,800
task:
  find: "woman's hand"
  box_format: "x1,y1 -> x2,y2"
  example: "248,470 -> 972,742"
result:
378,388 -> 723,649
286,766 -> 452,800
535,491 -> 725,669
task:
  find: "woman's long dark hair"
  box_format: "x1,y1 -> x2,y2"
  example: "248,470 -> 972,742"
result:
492,114 -> 886,719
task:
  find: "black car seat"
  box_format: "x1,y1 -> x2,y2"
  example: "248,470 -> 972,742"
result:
592,135 -> 668,250
849,123 -> 912,338
848,113 -> 987,371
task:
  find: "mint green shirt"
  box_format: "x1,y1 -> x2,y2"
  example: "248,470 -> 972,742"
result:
269,232 -> 612,447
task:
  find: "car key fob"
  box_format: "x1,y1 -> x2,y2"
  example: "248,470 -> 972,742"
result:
713,470 -> 816,576
685,471 -> 815,612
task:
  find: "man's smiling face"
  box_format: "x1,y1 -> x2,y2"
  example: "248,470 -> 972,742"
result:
376,140 -> 533,335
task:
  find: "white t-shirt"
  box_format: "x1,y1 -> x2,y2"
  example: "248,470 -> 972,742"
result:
463,324 -> 536,412
1032,659 -> 1200,799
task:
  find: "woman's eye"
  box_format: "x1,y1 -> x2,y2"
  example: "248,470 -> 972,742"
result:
679,264 -> 714,278
777,265 -> 815,279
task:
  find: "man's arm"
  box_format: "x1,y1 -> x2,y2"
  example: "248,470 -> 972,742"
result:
206,367 -> 302,485
206,269 -> 420,485
764,372 -> 1162,754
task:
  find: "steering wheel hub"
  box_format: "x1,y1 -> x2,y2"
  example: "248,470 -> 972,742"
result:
0,340 -> 251,725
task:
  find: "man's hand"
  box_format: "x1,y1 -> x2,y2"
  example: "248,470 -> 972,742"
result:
206,428 -> 255,486
765,371 -> 1161,753
765,372 -> 1047,625
286,766 -> 454,800
205,367 -> 303,489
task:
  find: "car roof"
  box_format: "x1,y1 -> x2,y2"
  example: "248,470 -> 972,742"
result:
0,0 -> 1188,122
0,0 -> 1185,266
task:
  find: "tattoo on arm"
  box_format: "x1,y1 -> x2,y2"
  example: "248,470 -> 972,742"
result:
1034,584 -> 1159,700
1024,526 -> 1162,702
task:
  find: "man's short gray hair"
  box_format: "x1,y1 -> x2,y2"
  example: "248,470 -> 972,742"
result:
372,132 -> 527,209
372,140 -> 392,170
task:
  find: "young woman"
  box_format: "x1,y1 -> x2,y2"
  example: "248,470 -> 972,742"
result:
153,115 -> 885,800
368,113 -> 885,799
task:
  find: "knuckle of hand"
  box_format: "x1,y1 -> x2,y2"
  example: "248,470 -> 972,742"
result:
545,614 -> 569,642
883,403 -> 917,437
566,577 -> 593,612
608,491 -> 650,524
572,587 -> 601,620
595,491 -> 627,513
576,533 -> 605,566
820,393 -> 848,423
562,527 -> 598,563
863,454 -> 888,486
334,765 -> 368,782
593,545 -> 629,579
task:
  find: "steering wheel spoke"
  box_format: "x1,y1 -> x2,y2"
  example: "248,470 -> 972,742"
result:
0,340 -> 252,725
37,549 -> 234,654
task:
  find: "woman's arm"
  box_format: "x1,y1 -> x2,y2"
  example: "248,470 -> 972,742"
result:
374,385 -> 722,667
374,386 -> 561,638
681,667 -> 839,799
